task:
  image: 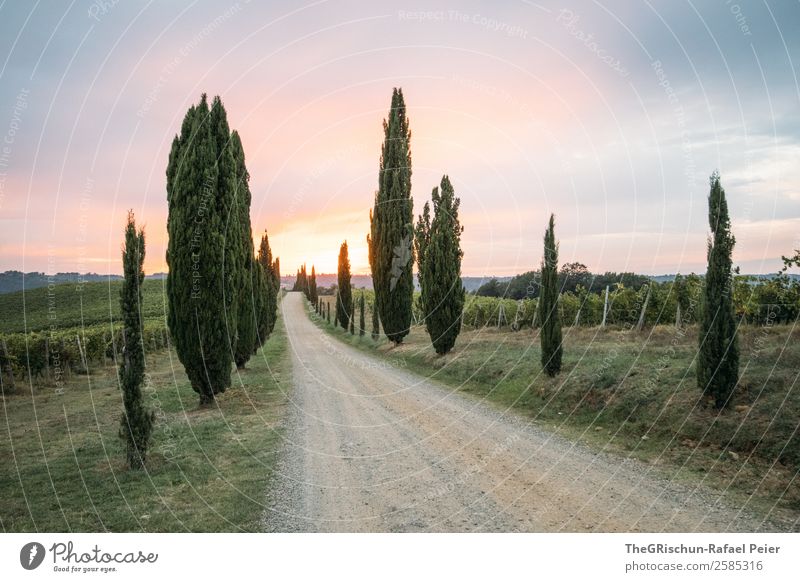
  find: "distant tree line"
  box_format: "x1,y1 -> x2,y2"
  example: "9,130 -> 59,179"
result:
474,266 -> 651,299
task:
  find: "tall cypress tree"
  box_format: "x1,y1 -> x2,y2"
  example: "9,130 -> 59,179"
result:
698,172 -> 739,408
272,257 -> 281,292
252,261 -> 269,353
371,299 -> 380,340
538,214 -> 563,376
415,175 -> 465,354
208,96 -> 242,362
166,94 -> 238,405
309,265 -> 318,305
337,242 -> 352,330
256,230 -> 278,345
231,131 -> 256,369
368,88 -> 414,345
359,292 -> 366,336
119,211 -> 154,469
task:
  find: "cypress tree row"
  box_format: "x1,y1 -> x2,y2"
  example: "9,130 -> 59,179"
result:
698,172 -> 739,408
538,214 -> 563,376
337,241 -> 352,330
368,87 -> 414,345
293,264 -> 308,294
166,94 -> 239,405
231,131 -> 256,369
256,230 -> 278,344
415,176 -> 465,355
118,211 -> 154,469
359,292 -> 366,336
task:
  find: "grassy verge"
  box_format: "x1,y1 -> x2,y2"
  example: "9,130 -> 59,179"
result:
0,311 -> 290,532
310,300 -> 800,526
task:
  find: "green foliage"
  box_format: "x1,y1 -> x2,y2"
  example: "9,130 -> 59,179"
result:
539,214 -> 563,376
309,265 -> 318,305
293,264 -> 309,295
0,279 -> 166,334
463,296 -> 536,329
118,212 -> 155,470
416,175 -> 465,354
734,275 -> 800,325
0,321 -> 168,385
459,273 -> 798,332
368,88 -> 414,344
166,94 -> 238,405
256,231 -> 278,345
359,292 -> 366,336
231,131 -> 256,369
698,172 -> 739,408
272,257 -> 281,290
336,242 -> 352,330
253,262 -> 269,353
1,314 -> 290,532
474,268 -> 651,299
371,298 -> 380,340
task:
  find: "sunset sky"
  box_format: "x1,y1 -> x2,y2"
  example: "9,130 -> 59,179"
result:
0,0 -> 798,277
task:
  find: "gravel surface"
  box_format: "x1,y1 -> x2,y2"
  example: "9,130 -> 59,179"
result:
262,292 -> 782,532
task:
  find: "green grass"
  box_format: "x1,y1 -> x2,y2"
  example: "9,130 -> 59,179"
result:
0,310 -> 290,532
311,303 -> 800,525
0,279 -> 167,334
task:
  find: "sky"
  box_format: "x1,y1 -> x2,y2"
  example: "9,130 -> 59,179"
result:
0,0 -> 798,277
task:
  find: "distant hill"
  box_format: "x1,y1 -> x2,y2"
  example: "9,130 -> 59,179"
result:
280,274 -> 511,293
281,273 -> 377,291
0,271 -> 167,294
649,273 -> 800,284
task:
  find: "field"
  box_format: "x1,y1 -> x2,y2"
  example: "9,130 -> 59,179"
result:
0,279 -> 167,334
0,308 -> 289,532
311,301 -> 800,523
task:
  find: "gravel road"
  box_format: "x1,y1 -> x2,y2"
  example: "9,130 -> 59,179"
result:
263,292 -> 777,532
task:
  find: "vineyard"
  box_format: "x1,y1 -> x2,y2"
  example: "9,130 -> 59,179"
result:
0,279 -> 169,392
320,273 -> 800,334
465,276 -> 800,330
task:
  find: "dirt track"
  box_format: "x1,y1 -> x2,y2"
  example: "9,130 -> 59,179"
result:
263,292 -> 774,532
